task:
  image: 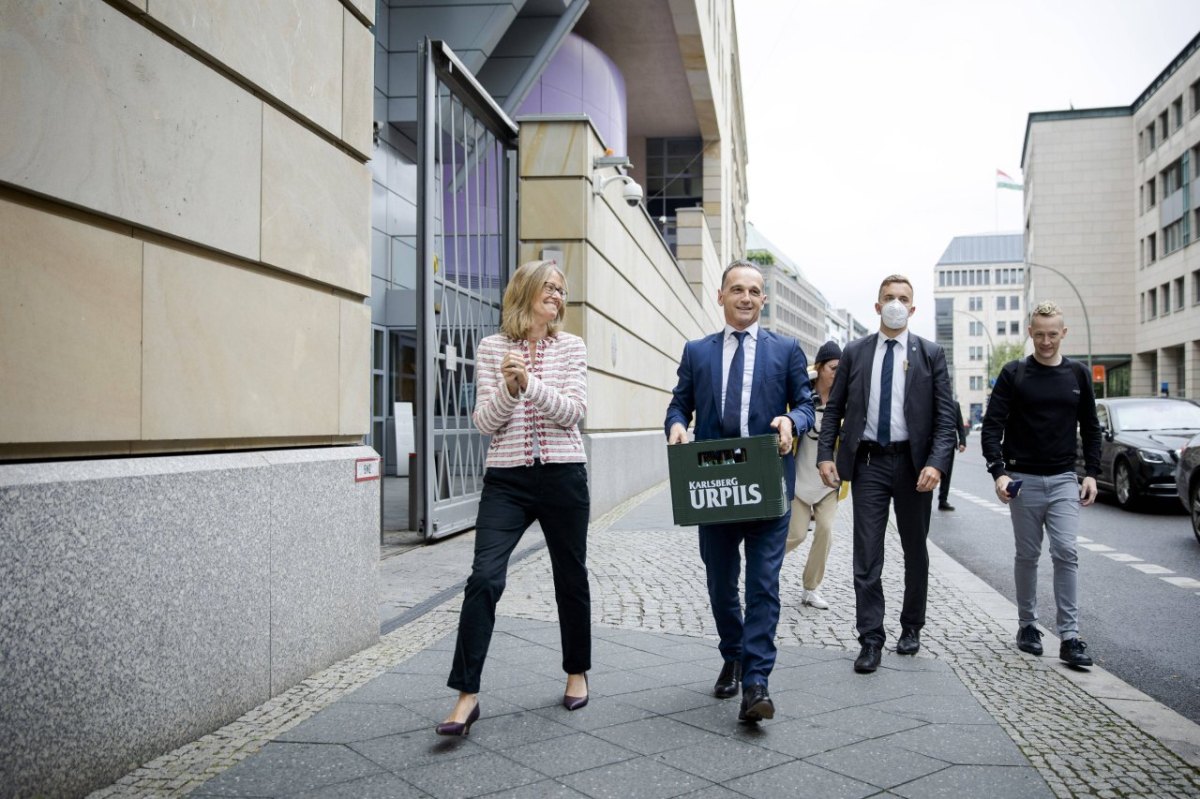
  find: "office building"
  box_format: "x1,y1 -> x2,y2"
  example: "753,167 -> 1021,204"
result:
933,233 -> 1025,424
1022,32 -> 1200,398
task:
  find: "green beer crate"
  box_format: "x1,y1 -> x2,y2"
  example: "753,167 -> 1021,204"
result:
667,434 -> 787,526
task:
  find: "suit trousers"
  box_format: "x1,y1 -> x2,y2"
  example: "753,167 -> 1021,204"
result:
849,446 -> 932,645
698,510 -> 790,688
938,450 -> 956,504
448,462 -> 591,694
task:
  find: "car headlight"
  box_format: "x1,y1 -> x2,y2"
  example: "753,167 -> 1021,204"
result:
1137,448 -> 1170,463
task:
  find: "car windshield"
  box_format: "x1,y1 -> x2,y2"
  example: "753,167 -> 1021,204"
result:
1112,401 -> 1200,431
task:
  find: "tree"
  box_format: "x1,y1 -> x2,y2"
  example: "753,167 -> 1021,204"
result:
988,342 -> 1025,381
745,249 -> 775,267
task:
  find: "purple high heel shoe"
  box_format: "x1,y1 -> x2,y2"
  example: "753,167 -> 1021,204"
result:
435,701 -> 480,736
563,674 -> 589,711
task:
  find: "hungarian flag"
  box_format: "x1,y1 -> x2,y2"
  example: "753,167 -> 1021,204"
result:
996,169 -> 1023,191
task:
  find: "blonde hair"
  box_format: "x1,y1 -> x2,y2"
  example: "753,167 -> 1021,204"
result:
500,259 -> 567,339
878,274 -> 914,300
1030,300 -> 1063,322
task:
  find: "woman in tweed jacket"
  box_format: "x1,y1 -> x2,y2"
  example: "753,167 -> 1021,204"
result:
437,260 -> 591,736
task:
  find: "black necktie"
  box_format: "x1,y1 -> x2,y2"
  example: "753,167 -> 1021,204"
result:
878,339 -> 897,446
722,332 -> 748,438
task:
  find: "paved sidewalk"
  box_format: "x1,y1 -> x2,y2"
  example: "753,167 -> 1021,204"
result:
91,484 -> 1200,798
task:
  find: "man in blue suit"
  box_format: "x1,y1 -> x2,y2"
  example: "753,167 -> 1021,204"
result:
665,260 -> 814,724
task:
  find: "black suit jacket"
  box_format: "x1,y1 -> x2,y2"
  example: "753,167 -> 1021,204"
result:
816,332 -> 957,482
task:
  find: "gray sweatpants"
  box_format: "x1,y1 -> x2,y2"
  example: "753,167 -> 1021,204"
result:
1008,471 -> 1081,640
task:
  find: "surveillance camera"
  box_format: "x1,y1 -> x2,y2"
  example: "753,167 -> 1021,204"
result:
623,180 -> 644,207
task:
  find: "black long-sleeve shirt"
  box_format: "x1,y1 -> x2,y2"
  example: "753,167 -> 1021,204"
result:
981,356 -> 1101,479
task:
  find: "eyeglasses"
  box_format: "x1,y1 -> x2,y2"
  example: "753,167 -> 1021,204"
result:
542,282 -> 568,299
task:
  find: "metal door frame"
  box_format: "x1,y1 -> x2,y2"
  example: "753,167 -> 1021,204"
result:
416,39 -> 519,540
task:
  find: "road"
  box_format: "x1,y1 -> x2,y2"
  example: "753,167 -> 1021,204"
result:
929,445 -> 1200,724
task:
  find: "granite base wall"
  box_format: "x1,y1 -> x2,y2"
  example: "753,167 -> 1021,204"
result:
0,446 -> 380,798
583,431 -> 668,519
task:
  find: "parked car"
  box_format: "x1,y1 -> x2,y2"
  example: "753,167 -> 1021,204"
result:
1076,397 -> 1200,510
1177,431 -> 1200,544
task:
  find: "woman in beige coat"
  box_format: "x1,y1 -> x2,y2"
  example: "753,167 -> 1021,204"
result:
787,341 -> 842,609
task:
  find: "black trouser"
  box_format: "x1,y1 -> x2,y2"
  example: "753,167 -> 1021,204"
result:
938,450 -> 956,504
448,461 -> 591,694
849,442 -> 931,646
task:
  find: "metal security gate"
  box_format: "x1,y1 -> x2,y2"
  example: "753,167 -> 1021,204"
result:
416,39 -> 519,539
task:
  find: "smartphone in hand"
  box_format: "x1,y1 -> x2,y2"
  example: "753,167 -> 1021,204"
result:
1006,479 -> 1023,498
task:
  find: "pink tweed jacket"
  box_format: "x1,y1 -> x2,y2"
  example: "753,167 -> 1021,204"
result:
473,332 -> 588,467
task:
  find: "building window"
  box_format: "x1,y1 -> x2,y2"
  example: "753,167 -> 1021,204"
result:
1193,270 -> 1200,304
1149,288 -> 1158,318
1173,96 -> 1184,130
1193,79 -> 1200,116
996,321 -> 1006,337
938,271 -> 946,287
1010,295 -> 1020,311
1009,321 -> 1019,335
996,296 -> 1007,311
1140,291 -> 1146,323
1147,122 -> 1157,150
969,346 -> 983,361
645,137 -> 703,250
969,296 -> 982,311
1164,219 -> 1183,255
1159,110 -> 1169,142
969,375 -> 984,391
969,321 -> 984,336
1146,179 -> 1156,208
1162,282 -> 1171,313
1148,232 -> 1157,263
1175,277 -> 1185,311
1163,159 -> 1183,196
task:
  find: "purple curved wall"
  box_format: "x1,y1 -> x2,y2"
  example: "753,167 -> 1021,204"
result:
517,33 -> 628,156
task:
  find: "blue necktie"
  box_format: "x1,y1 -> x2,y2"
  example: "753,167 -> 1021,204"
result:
722,331 -> 748,438
877,339 -> 897,446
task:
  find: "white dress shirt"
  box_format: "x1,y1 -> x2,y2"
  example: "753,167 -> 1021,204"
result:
720,322 -> 758,437
863,330 -> 909,443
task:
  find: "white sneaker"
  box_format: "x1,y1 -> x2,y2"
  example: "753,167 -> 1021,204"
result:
802,589 -> 829,610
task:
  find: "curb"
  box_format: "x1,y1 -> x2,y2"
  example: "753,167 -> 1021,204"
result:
927,536 -> 1200,769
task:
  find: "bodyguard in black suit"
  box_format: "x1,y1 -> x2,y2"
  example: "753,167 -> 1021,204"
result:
816,275 -> 957,673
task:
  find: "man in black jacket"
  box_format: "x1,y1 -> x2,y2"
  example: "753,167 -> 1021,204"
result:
937,402 -> 968,511
818,275 -> 957,673
981,301 -> 1101,668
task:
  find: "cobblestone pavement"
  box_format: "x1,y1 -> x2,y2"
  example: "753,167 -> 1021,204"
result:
496,487 -> 1200,799
89,484 -> 1200,798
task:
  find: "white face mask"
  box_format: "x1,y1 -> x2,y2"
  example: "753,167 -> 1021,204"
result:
880,299 -> 910,330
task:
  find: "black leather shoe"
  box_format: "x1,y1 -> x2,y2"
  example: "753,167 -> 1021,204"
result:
738,684 -> 774,723
938,501 -> 955,511
713,660 -> 741,698
854,642 -> 881,673
1016,625 -> 1044,656
896,628 -> 920,655
1060,637 -> 1094,668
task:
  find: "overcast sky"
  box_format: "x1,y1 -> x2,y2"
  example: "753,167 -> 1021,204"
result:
735,0 -> 1200,340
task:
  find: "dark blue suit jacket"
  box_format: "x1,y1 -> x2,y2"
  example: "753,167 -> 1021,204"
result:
664,328 -> 815,502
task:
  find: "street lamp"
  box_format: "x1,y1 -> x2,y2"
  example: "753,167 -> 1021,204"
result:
953,308 -> 993,421
1023,260 -> 1093,375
